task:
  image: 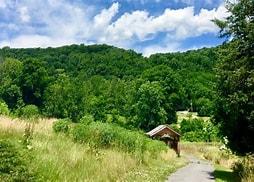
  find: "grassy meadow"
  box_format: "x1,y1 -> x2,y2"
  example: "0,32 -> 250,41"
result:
0,116 -> 186,181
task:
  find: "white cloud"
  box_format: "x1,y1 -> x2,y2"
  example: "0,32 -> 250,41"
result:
100,5 -> 228,44
0,0 -> 6,8
18,6 -> 30,23
94,2 -> 119,28
0,35 -> 77,48
143,43 -> 181,57
0,0 -> 229,54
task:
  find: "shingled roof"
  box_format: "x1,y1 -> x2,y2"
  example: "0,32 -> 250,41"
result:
146,125 -> 181,137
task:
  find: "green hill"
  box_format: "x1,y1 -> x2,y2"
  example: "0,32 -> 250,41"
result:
0,44 -> 219,129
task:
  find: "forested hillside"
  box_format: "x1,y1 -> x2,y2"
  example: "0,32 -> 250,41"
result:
0,44 -> 219,130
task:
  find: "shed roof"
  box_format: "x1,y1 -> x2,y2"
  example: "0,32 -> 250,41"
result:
146,125 -> 181,137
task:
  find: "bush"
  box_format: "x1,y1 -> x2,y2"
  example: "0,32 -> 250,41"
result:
0,101 -> 9,116
180,118 -> 220,142
53,119 -> 71,133
181,131 -> 205,142
195,98 -> 214,116
18,105 -> 39,120
0,140 -> 36,181
79,114 -> 94,125
169,123 -> 181,134
72,121 -> 167,158
233,154 -> 254,182
180,118 -> 204,133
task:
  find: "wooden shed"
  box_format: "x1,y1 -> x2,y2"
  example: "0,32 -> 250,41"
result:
146,125 -> 181,156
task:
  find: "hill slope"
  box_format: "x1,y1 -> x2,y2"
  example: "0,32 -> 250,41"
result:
0,44 -> 219,129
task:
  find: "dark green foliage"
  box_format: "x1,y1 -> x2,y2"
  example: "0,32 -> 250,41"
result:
132,81 -> 169,131
43,75 -> 85,121
0,140 -> 36,182
180,119 -> 220,142
0,44 -> 219,130
214,0 -> 254,154
20,59 -> 48,106
53,119 -> 71,133
195,98 -> 214,116
149,48 -> 218,114
72,121 -> 167,157
0,58 -> 23,109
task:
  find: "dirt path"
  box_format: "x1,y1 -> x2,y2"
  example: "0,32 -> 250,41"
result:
167,155 -> 215,182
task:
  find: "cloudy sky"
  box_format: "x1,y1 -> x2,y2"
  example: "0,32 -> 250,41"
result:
0,0 -> 229,56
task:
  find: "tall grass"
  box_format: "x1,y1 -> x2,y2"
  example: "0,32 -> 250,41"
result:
233,154 -> 254,182
0,116 -> 186,181
181,142 -> 238,168
71,121 -> 167,160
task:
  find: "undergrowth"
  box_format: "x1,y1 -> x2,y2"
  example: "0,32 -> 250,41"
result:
71,121 -> 167,161
0,116 -> 185,181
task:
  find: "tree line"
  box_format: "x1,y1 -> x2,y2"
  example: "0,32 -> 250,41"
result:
0,45 -> 218,131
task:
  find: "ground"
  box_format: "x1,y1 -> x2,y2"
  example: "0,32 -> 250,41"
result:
167,155 -> 215,182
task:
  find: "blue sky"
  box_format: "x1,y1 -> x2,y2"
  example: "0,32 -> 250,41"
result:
0,0 -> 229,56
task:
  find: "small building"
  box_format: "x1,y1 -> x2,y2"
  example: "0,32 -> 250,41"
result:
146,125 -> 181,156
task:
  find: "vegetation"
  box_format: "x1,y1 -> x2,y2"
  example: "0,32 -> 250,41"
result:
0,116 -> 186,181
0,139 -> 37,182
52,118 -> 71,133
181,142 -> 238,168
72,121 -> 167,159
0,101 -> 9,116
0,1 -> 253,181
214,0 -> 254,154
233,154 -> 254,182
0,39 -> 219,181
179,118 -> 220,142
0,45 -> 218,130
18,105 -> 40,120
214,165 -> 239,182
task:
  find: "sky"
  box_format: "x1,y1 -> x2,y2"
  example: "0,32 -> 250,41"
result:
0,0 -> 229,56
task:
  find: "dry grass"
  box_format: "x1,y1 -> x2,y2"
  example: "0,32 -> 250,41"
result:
177,111 -> 210,122
233,154 -> 254,182
0,116 -> 56,135
0,116 -> 186,181
181,142 -> 238,169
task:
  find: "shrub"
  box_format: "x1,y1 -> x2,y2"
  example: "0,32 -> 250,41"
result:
19,105 -> 39,120
79,114 -> 94,125
182,131 -> 205,142
169,123 -> 181,134
180,118 -> 220,142
233,154 -> 254,182
180,118 -> 204,133
0,101 -> 9,116
53,119 -> 71,133
0,140 -> 36,181
72,121 -> 167,159
195,97 -> 214,116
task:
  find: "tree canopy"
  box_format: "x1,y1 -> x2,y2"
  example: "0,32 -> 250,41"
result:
0,44 -> 219,130
214,0 -> 254,154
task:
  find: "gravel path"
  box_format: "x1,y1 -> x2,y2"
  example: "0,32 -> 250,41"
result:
166,156 -> 215,182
